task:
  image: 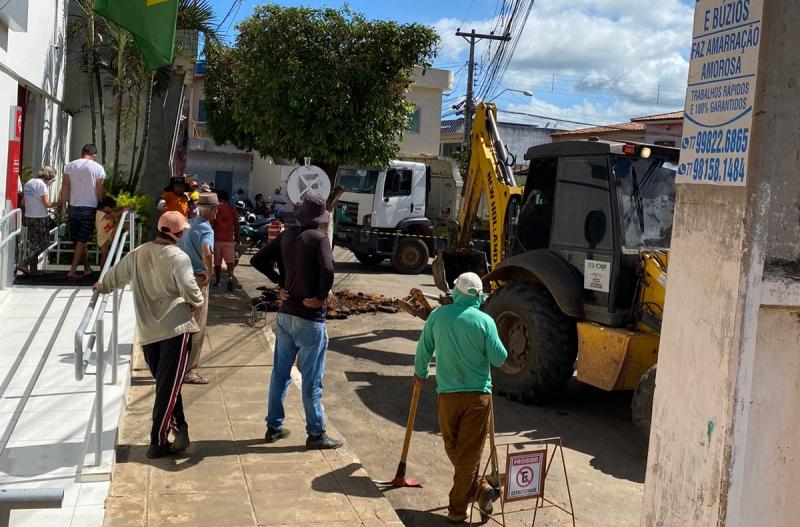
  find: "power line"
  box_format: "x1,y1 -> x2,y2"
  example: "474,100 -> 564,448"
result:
499,109 -> 684,137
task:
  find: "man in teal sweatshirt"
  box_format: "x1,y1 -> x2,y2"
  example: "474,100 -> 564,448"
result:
414,272 -> 508,523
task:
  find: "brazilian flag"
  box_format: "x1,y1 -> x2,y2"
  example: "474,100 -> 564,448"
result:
93,0 -> 179,71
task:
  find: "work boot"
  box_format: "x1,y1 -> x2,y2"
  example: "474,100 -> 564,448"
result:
446,512 -> 467,524
305,433 -> 343,450
171,424 -> 190,452
477,484 -> 495,521
146,442 -> 174,459
265,426 -> 290,443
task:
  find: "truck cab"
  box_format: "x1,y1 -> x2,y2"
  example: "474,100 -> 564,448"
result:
335,161 -> 439,274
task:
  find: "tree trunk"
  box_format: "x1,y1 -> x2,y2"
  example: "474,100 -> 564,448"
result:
86,5 -> 97,145
95,67 -> 107,165
112,39 -> 125,174
127,81 -> 142,191
131,73 -> 154,192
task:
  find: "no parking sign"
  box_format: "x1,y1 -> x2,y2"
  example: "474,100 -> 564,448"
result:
504,450 -> 546,502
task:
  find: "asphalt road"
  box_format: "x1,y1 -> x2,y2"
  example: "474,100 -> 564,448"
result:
237,247 -> 648,526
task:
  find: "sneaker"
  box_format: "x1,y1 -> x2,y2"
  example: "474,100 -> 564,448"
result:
305,433 -> 343,450
171,424 -> 190,452
265,426 -> 290,443
477,485 -> 495,521
146,442 -> 174,459
446,512 -> 467,524
226,279 -> 234,292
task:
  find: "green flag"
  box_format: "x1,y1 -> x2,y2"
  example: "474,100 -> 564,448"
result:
93,0 -> 179,71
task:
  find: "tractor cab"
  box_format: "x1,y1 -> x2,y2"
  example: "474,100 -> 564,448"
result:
514,140 -> 679,327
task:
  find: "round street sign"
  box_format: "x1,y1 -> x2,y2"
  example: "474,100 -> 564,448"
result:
286,165 -> 331,204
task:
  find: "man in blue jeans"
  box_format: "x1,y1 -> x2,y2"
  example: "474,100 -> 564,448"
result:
251,194 -> 342,450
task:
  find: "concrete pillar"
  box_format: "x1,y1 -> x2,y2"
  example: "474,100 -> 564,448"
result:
643,1 -> 800,526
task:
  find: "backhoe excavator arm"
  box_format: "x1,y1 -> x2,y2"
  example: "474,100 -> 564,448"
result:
454,103 -> 524,270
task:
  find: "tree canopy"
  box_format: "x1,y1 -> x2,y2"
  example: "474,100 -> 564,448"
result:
205,5 -> 439,169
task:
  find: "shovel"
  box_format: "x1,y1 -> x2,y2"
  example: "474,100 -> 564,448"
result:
378,377 -> 425,488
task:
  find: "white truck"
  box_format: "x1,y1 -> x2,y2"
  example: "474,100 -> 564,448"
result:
333,157 -> 463,274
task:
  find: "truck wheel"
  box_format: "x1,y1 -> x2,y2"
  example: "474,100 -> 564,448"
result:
391,237 -> 429,274
631,365 -> 656,440
483,282 -> 577,403
354,252 -> 385,266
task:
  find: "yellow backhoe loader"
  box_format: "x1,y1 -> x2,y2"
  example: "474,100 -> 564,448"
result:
415,102 -> 679,436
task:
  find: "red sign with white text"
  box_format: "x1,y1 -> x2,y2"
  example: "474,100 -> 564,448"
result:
5,106 -> 22,207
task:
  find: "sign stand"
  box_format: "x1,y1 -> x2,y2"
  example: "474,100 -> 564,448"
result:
469,405 -> 575,527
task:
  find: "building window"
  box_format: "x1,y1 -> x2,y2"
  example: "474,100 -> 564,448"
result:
198,100 -> 207,123
407,107 -> 421,134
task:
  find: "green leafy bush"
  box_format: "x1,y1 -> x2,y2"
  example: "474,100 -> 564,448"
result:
114,192 -> 151,225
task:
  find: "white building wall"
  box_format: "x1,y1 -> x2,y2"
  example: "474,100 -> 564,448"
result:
0,0 -> 70,288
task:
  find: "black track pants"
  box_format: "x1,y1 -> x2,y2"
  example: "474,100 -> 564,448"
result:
142,333 -> 191,446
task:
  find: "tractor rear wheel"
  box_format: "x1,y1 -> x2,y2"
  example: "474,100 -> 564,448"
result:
354,252 -> 385,266
483,282 -> 577,403
631,365 -> 657,440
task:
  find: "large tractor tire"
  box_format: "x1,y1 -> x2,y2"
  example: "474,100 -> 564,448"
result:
391,237 -> 429,275
631,364 -> 657,440
353,252 -> 385,266
483,282 -> 577,403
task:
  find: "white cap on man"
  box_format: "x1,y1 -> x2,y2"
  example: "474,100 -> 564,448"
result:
454,272 -> 483,296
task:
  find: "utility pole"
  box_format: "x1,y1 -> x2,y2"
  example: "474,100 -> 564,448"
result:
456,29 -> 511,146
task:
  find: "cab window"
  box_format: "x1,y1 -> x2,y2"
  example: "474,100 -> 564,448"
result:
550,156 -> 612,251
384,169 -> 413,197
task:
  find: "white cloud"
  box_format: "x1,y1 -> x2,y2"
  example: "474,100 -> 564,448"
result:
433,0 -> 695,124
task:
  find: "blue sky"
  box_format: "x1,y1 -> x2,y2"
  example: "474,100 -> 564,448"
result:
209,0 -> 697,129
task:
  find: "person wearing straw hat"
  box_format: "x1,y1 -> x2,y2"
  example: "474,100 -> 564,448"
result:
251,193 -> 342,450
94,211 -> 204,459
157,176 -> 190,218
414,272 -> 508,523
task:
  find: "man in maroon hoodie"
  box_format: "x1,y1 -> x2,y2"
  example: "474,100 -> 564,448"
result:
251,194 -> 343,450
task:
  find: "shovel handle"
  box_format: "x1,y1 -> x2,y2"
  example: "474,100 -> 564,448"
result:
399,378 -> 424,464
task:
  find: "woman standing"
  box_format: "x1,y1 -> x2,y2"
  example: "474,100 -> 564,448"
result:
18,166 -> 59,276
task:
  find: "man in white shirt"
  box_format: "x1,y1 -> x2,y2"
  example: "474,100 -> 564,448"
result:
60,144 -> 105,280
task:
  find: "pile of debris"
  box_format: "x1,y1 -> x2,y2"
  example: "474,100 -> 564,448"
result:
251,287 -> 400,320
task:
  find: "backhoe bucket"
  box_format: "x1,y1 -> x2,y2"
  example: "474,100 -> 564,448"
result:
432,249 -> 489,292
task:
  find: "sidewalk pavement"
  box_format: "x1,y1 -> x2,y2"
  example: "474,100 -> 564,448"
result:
103,286 -> 403,527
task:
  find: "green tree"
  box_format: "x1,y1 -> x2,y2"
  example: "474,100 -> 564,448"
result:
205,5 -> 438,177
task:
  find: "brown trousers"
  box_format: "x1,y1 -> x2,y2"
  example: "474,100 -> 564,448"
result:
188,280 -> 209,371
437,392 -> 492,516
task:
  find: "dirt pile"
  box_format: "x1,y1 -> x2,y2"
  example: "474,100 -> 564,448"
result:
251,287 -> 400,319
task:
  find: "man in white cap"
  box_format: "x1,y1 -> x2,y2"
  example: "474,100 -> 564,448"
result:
414,272 -> 508,524
94,211 -> 204,459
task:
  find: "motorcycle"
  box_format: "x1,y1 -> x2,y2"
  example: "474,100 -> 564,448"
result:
240,216 -> 271,250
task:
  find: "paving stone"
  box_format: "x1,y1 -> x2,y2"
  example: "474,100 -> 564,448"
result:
103,495 -> 146,527
250,488 -> 360,525
149,456 -> 248,495
241,460 -> 342,492
147,491 -> 256,526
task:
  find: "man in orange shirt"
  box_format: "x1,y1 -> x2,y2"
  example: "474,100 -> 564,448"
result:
158,176 -> 190,217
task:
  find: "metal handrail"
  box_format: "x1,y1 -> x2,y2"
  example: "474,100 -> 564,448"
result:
0,489 -> 64,527
73,211 -> 136,466
0,208 -> 22,252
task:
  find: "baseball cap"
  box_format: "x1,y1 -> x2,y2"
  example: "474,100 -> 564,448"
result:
454,272 -> 483,296
157,211 -> 190,242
